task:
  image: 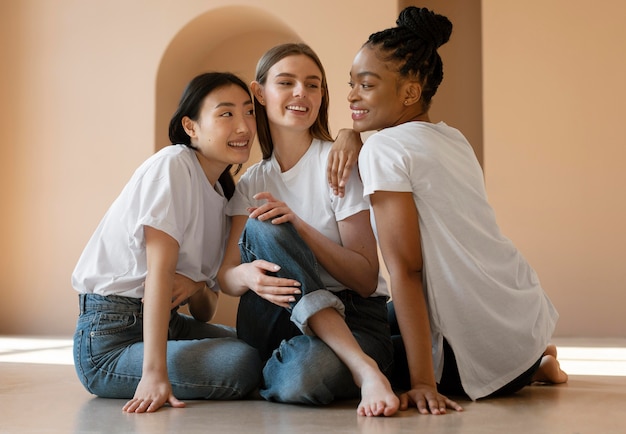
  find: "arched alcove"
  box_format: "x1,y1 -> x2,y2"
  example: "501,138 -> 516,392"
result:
155,5 -> 300,153
155,6 -> 301,326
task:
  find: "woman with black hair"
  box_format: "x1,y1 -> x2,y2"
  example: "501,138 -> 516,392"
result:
348,6 -> 567,414
72,72 -> 262,413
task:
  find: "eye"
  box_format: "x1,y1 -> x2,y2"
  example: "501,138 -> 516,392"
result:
220,111 -> 233,117
246,108 -> 255,116
307,83 -> 320,89
348,81 -> 354,89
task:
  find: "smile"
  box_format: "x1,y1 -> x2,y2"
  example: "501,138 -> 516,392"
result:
228,140 -> 248,148
286,105 -> 308,112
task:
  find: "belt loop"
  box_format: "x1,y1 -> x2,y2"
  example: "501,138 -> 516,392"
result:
78,294 -> 87,314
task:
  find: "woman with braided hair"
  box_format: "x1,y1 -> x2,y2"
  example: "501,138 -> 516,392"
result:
347,6 -> 568,414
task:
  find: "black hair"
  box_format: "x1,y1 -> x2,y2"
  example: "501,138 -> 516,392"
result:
367,6 -> 452,110
168,72 -> 250,199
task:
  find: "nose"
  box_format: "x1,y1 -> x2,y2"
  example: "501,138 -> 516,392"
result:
235,115 -> 251,134
293,82 -> 306,98
347,86 -> 357,102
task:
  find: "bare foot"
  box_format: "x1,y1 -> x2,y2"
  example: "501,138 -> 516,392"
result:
543,343 -> 558,358
532,346 -> 568,384
356,368 -> 400,417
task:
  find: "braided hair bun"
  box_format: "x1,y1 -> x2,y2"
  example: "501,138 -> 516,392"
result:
365,6 -> 453,109
396,7 -> 452,50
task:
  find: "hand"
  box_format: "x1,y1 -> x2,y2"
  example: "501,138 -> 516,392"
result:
327,129 -> 362,198
239,259 -> 301,308
399,385 -> 463,415
122,371 -> 186,413
170,273 -> 203,309
248,192 -> 300,226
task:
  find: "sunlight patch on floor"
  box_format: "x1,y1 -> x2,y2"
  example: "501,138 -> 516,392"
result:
556,346 -> 626,376
0,336 -> 625,376
0,337 -> 74,365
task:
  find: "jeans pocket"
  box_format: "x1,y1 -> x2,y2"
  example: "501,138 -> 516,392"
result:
89,312 -> 141,365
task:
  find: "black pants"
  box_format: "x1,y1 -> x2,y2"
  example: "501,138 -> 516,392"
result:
387,301 -> 541,398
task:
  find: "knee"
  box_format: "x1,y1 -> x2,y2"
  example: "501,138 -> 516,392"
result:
244,217 -> 290,240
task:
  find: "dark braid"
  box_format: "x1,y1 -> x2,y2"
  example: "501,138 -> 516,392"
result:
367,7 -> 452,109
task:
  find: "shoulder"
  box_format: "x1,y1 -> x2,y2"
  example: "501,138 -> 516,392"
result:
239,157 -> 270,179
129,145 -> 197,189
140,145 -> 194,171
308,138 -> 333,164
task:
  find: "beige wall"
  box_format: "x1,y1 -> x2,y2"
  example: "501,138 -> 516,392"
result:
400,0 -> 484,165
1,1 -> 624,338
482,0 -> 626,337
0,0 -> 396,335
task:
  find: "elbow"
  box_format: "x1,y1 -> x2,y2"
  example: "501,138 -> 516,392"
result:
354,272 -> 379,298
216,267 -> 242,297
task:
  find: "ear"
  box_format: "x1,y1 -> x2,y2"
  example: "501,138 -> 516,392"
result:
250,81 -> 265,105
403,81 -> 423,106
181,116 -> 196,138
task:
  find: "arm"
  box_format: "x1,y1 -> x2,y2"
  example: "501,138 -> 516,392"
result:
327,129 -> 363,198
188,282 -> 219,323
250,192 -> 379,297
370,191 -> 462,414
217,215 -> 302,308
169,274 -> 218,323
122,225 -> 185,413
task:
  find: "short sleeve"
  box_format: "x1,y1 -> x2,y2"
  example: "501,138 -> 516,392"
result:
226,170 -> 254,216
332,165 -> 369,222
359,132 -> 414,197
128,153 -> 193,246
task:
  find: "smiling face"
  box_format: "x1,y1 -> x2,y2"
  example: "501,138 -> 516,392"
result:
183,83 -> 256,181
348,45 -> 419,133
253,54 -> 324,135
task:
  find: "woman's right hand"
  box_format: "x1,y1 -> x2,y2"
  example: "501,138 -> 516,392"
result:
122,371 -> 185,413
240,259 -> 301,308
327,128 -> 362,198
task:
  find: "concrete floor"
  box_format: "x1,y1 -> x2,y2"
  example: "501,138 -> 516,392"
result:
1,337 -> 625,434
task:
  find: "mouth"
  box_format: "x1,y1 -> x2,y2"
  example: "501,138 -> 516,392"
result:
286,105 -> 308,113
351,108 -> 369,120
228,140 -> 249,148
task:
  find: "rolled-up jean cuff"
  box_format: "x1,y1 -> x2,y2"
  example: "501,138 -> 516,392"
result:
290,290 -> 345,336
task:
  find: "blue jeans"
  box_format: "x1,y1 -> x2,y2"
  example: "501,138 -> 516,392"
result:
73,293 -> 262,400
236,218 -> 393,405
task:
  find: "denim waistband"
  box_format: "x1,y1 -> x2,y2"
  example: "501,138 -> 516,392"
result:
333,290 -> 388,305
78,293 -> 143,315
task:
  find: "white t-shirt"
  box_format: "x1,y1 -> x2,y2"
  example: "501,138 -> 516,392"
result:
227,138 -> 389,297
72,145 -> 229,298
359,121 -> 558,399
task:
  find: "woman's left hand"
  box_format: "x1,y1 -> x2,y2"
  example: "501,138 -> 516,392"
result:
248,192 -> 300,226
170,273 -> 203,309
